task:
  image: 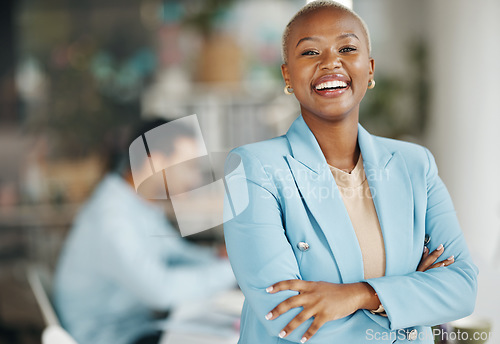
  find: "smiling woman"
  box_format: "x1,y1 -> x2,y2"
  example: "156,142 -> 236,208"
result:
281,3 -> 373,135
223,1 -> 478,344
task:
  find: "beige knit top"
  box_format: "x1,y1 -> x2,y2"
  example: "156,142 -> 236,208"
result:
328,154 -> 386,279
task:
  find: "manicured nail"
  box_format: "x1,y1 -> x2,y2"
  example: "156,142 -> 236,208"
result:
437,244 -> 444,251
423,246 -> 428,253
441,263 -> 445,267
266,286 -> 273,293
279,331 -> 286,338
265,312 -> 272,320
301,337 -> 308,343
447,255 -> 454,260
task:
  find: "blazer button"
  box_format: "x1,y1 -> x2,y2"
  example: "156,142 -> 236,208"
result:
424,234 -> 431,246
407,329 -> 418,341
297,242 -> 310,251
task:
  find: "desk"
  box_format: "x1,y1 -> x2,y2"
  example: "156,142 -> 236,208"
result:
159,289 -> 244,344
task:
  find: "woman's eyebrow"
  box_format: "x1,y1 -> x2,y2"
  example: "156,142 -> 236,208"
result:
295,33 -> 360,48
338,33 -> 360,41
295,36 -> 319,47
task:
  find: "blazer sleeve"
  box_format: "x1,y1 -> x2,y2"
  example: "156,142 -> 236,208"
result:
365,147 -> 479,330
224,147 -> 356,343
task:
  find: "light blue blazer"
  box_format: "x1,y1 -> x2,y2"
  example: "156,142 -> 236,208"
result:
223,115 -> 478,343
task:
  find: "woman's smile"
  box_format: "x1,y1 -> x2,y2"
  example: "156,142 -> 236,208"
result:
312,73 -> 351,98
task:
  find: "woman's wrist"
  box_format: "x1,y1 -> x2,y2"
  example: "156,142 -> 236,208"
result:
354,282 -> 381,311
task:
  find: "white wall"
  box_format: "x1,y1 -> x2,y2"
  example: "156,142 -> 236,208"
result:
425,0 -> 500,265
425,1 -> 500,337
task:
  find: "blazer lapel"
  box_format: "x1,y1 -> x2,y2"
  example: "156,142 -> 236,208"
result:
285,116 -> 364,283
285,116 -> 414,282
358,126 -> 414,277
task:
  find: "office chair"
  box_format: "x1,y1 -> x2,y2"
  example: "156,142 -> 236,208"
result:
27,265 -> 78,344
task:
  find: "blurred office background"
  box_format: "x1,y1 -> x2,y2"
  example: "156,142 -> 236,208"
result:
0,0 -> 499,343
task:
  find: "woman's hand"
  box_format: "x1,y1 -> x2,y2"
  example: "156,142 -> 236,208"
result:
265,246 -> 455,342
265,280 -> 376,343
417,244 -> 455,272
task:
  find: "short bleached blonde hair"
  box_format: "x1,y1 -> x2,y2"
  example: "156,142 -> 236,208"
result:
281,1 -> 372,64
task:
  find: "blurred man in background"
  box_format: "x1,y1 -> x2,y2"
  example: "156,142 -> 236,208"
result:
53,119 -> 235,344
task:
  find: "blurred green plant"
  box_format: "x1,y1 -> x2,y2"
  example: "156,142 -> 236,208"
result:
20,1 -> 156,159
181,0 -> 235,36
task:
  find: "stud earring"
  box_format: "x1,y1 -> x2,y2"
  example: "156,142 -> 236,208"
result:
284,85 -> 294,95
367,80 -> 376,89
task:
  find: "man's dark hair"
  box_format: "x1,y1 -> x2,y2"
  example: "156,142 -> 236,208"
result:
109,118 -> 196,176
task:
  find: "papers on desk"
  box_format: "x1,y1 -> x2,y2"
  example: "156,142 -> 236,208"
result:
159,289 -> 244,342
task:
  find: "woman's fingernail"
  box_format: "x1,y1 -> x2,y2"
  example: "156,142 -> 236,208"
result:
266,286 -> 273,293
301,337 -> 308,343
423,246 -> 428,253
265,312 -> 273,320
279,330 -> 286,338
441,263 -> 445,267
447,255 -> 454,260
437,244 -> 444,250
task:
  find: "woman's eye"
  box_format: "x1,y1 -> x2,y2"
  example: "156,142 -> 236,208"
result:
301,50 -> 318,56
339,47 -> 357,53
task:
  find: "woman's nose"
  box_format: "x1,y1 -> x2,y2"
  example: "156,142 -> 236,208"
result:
320,51 -> 341,70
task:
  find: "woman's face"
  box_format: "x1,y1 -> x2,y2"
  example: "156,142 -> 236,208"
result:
282,8 -> 374,123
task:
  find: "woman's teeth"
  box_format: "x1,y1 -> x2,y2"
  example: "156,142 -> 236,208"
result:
315,80 -> 348,90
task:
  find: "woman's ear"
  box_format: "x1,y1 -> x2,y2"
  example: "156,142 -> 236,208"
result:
368,58 -> 375,79
281,64 -> 291,87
